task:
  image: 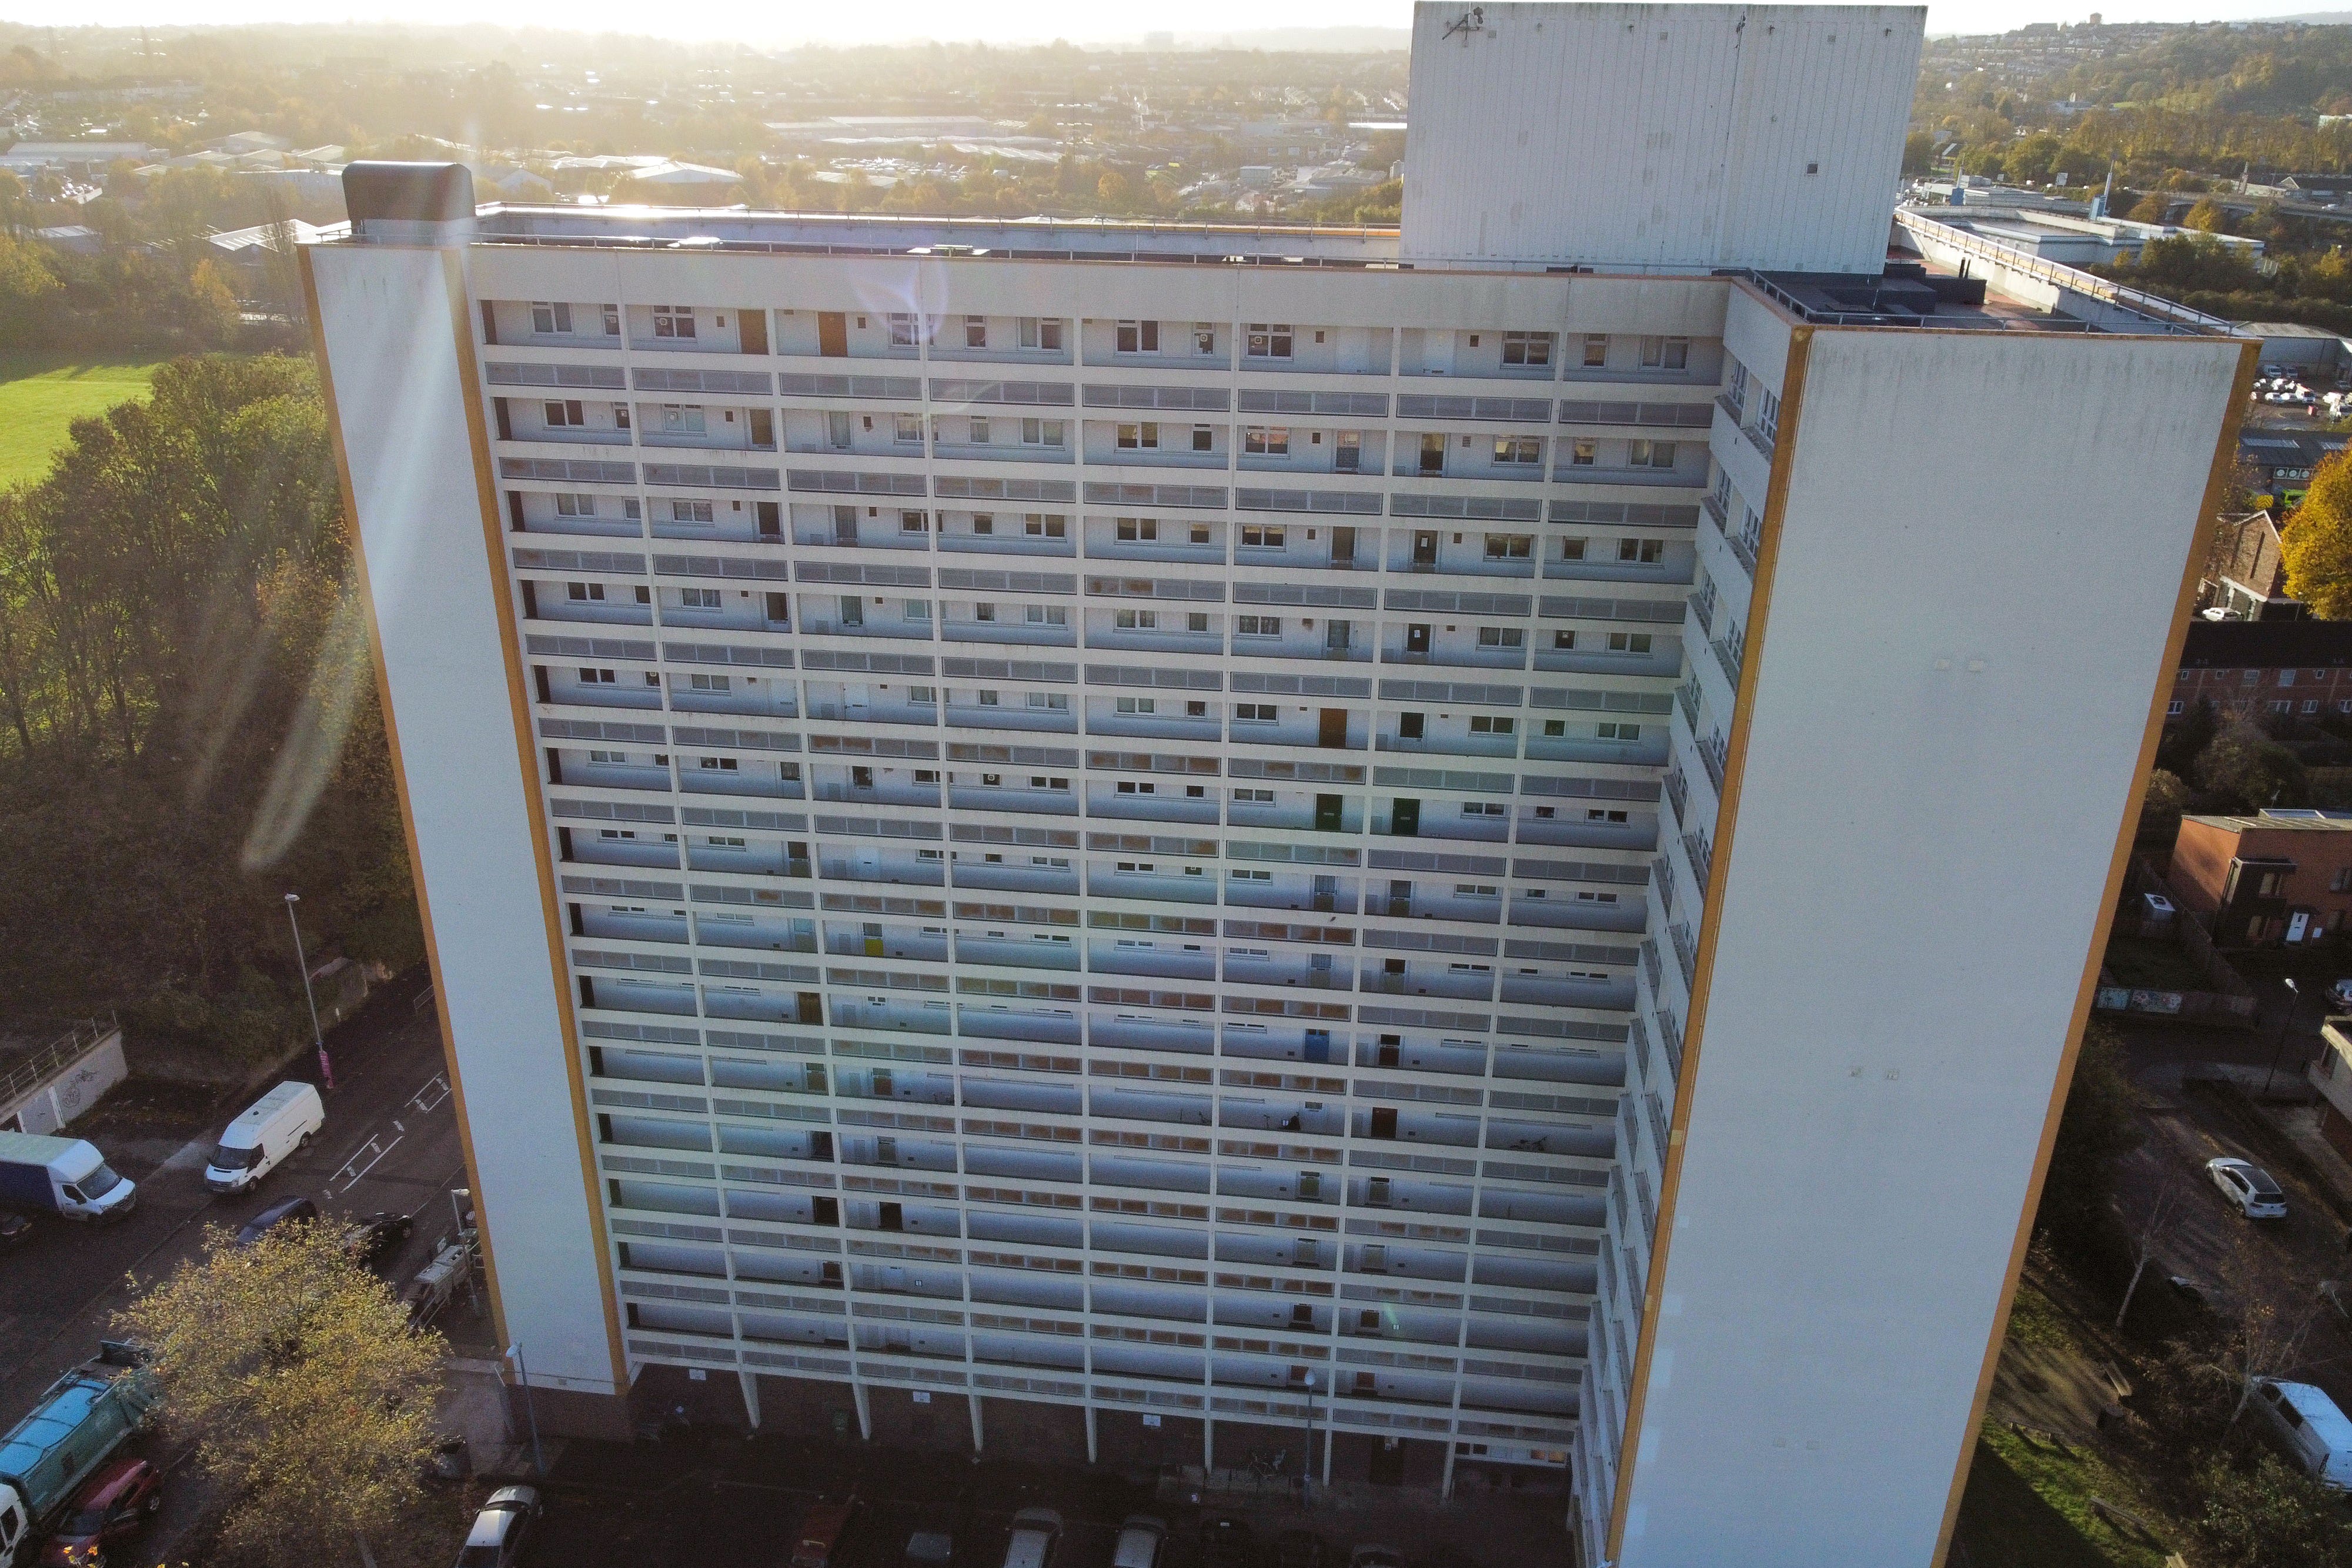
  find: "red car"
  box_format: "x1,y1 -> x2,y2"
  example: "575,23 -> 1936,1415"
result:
42,1457 -> 161,1566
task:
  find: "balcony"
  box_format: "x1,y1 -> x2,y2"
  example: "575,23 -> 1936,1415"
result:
949,860 -> 1079,896
1088,942 -> 1215,981
1084,709 -> 1220,743
940,617 -> 1077,649
1085,788 -> 1220,825
943,703 -> 1077,735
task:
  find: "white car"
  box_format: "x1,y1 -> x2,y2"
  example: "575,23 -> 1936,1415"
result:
455,1486 -> 540,1568
2208,1156 -> 2288,1220
2327,977 -> 2352,1008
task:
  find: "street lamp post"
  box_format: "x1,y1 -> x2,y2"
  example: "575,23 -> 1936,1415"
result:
283,893 -> 334,1091
506,1343 -> 546,1477
2262,977 -> 2302,1098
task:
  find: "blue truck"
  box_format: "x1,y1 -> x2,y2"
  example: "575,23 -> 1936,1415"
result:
0,1133 -> 136,1223
0,1347 -> 158,1568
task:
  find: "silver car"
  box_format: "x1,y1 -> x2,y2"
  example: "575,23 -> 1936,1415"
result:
2209,1156 -> 2288,1220
456,1486 -> 541,1568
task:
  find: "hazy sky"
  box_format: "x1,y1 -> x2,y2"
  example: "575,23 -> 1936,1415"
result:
0,0 -> 2329,46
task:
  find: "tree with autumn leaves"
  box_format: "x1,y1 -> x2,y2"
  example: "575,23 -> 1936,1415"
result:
118,1219 -> 447,1567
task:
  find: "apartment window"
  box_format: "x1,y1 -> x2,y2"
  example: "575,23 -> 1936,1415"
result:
1117,780 -> 1155,795
1597,721 -> 1641,741
1022,420 -> 1065,447
531,301 -> 572,334
1187,612 -> 1210,631
1502,330 -> 1553,366
2270,700 -> 2293,715
1116,609 -> 1160,630
1607,632 -> 1654,654
1024,605 -> 1067,626
1468,716 -> 1514,735
579,667 -> 616,684
1245,426 -> 1291,456
1582,334 -> 1610,367
1476,627 -> 1524,648
689,673 -> 731,692
1118,697 -> 1157,714
1241,525 -> 1287,547
1618,539 -> 1665,564
1455,884 -> 1499,897
2166,699 -> 2185,716
1117,422 -> 1161,450
652,305 -> 696,339
1629,439 -> 1677,470
1494,436 -> 1542,466
1754,386 -> 1782,444
600,304 -> 620,335
544,399 -> 585,427
587,749 -> 627,764
903,599 -> 930,623
972,513 -> 995,534
975,603 -> 997,622
965,315 -> 987,348
699,756 -> 739,773
2243,669 -> 2261,686
613,403 -> 631,431
967,417 -> 991,444
1570,439 -> 1596,467
900,510 -> 928,534
1237,615 -> 1281,637
1641,336 -> 1690,370
1246,323 -> 1294,359
888,313 -> 919,347
2280,668 -> 2298,687
1186,700 -> 1208,717
2306,699 -> 2323,714
1117,319 -> 1160,353
1398,713 -> 1425,739
1575,890 -> 1619,905
1236,703 -> 1278,721
1589,808 -> 1629,824
1025,513 -> 1066,537
567,582 -> 605,601
894,414 -> 924,445
680,587 -> 722,610
554,494 -> 596,517
1484,534 -> 1532,559
2334,868 -> 2352,894
1118,517 -> 1158,541
1552,630 -> 1577,650
660,405 -> 706,436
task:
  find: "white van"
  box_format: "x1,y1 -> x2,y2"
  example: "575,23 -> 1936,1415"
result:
1110,1516 -> 1165,1568
2253,1378 -> 2352,1489
204,1081 -> 325,1195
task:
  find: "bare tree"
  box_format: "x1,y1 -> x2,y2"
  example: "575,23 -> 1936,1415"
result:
2116,1174 -> 2186,1330
2209,1228 -> 2323,1426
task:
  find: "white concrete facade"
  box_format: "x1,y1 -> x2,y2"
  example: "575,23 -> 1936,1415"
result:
1402,3 -> 1926,273
305,5 -> 2248,1560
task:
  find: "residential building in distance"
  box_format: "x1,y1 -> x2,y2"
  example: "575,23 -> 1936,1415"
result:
2197,510 -> 2295,622
2170,811 -> 2352,947
304,6 -> 2251,1566
2170,619 -> 2352,724
2308,1018 -> 2352,1162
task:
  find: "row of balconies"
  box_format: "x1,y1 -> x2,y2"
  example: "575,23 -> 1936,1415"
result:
483,300 -> 1715,387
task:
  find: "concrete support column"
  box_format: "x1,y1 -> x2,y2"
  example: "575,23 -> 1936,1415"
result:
1441,1440 -> 1457,1500
739,1368 -> 761,1430
1084,1404 -> 1098,1465
852,1380 -> 872,1440
1204,1414 -> 1215,1472
970,1393 -> 984,1453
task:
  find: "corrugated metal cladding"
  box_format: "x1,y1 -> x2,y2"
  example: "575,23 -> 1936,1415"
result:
1401,2 -> 1925,274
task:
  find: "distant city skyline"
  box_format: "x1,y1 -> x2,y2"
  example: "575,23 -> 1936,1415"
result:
0,1 -> 2335,51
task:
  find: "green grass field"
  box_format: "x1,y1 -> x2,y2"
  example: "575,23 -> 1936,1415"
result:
0,352 -> 168,489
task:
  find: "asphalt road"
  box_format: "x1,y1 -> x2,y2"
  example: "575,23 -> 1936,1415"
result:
0,969 -> 476,1558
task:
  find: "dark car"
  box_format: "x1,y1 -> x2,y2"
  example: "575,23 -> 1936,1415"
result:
790,1499 -> 859,1568
234,1195 -> 319,1245
0,1211 -> 31,1246
1198,1519 -> 1256,1568
41,1456 -> 162,1566
1274,1530 -> 1329,1568
346,1211 -> 415,1272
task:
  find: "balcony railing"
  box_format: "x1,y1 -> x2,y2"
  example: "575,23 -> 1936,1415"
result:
1681,828 -> 1713,888
1696,728 -> 1729,793
1666,921 -> 1698,992
1709,633 -> 1743,689
1662,767 -> 1688,829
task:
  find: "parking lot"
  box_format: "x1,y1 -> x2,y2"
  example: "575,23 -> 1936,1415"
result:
503,1433 -> 1525,1568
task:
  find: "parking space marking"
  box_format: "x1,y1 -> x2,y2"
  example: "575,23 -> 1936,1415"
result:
332,1132 -> 404,1194
409,1073 -> 452,1116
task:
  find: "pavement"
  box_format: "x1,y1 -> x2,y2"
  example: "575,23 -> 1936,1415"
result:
0,968 -> 493,1561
